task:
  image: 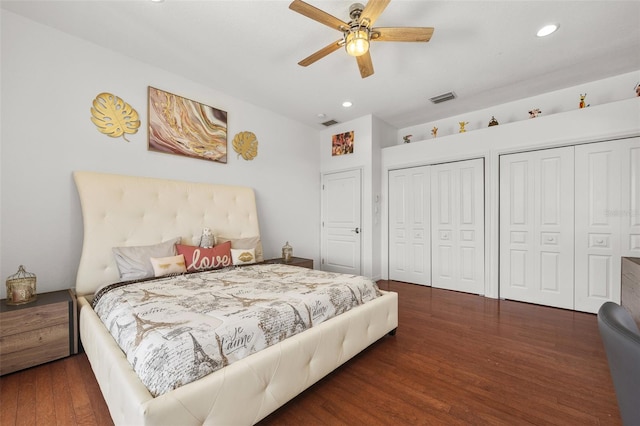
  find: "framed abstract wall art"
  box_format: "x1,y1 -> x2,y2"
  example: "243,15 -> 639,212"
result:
148,87 -> 228,163
331,130 -> 354,156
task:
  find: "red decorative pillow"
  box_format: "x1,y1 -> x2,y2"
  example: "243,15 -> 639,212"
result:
176,241 -> 232,272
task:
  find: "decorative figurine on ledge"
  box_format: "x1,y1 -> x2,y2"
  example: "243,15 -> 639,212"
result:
403,134 -> 412,143
579,93 -> 589,108
528,108 -> 542,118
431,127 -> 438,138
459,122 -> 469,133
488,116 -> 499,127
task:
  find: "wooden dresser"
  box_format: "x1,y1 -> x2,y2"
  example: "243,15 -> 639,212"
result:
0,289 -> 77,375
622,257 -> 640,327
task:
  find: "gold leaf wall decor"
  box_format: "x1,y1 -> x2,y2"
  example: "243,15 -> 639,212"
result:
90,92 -> 140,142
232,131 -> 258,160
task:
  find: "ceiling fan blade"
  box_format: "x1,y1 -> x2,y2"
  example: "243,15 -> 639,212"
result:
360,0 -> 390,27
298,39 -> 344,67
356,51 -> 374,78
289,0 -> 349,32
372,27 -> 434,42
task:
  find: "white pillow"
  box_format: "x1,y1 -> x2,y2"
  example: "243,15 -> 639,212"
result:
112,237 -> 181,281
231,248 -> 256,265
150,254 -> 187,277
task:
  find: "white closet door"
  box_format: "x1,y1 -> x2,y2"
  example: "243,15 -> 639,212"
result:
575,141 -> 623,312
621,138 -> 640,258
388,166 -> 431,285
574,138 -> 640,312
431,159 -> 484,294
500,147 -> 574,309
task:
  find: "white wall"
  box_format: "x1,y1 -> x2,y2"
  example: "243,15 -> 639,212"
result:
371,116 -> 396,279
319,115 -> 373,277
318,115 -> 395,280
396,71 -> 640,144
0,11 -> 320,297
382,92 -> 640,299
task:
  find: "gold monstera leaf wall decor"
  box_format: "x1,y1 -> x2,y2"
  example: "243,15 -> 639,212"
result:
90,92 -> 140,142
232,131 -> 258,160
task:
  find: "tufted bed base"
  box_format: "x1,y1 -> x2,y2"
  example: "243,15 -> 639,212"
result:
73,171 -> 398,425
78,292 -> 397,425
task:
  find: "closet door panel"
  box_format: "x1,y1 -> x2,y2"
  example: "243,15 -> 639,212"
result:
388,167 -> 431,285
575,141 -> 621,312
459,163 -> 484,287
389,172 -> 410,281
500,155 -> 535,302
432,159 -> 484,294
500,147 -> 574,309
410,171 -> 429,276
432,168 -> 455,289
509,250 -> 528,287
537,150 -> 575,307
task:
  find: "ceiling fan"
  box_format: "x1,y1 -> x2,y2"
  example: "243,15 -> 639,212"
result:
289,0 -> 434,79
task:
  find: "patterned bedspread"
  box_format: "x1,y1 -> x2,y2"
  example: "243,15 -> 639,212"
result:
92,263 -> 381,397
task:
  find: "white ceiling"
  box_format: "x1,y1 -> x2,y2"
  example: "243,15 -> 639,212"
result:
3,0 -> 640,130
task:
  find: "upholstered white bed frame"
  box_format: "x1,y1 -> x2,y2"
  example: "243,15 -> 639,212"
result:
73,171 -> 398,425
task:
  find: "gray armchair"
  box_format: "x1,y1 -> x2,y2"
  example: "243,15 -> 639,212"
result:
597,301 -> 640,425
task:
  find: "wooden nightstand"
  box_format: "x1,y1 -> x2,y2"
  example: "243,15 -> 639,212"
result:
0,289 -> 77,375
264,257 -> 314,269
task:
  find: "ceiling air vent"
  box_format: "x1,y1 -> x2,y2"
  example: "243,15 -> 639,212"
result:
321,119 -> 339,127
429,92 -> 456,104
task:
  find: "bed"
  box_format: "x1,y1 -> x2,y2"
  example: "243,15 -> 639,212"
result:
73,171 -> 398,425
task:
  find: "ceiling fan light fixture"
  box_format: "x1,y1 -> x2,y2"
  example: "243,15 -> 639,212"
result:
345,27 -> 370,57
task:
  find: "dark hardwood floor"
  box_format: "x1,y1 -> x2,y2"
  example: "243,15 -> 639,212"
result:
0,281 -> 621,425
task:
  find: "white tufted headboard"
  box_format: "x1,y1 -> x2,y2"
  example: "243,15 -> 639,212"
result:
73,171 -> 262,296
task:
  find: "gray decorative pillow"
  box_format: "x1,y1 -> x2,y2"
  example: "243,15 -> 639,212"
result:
216,236 -> 264,262
112,237 -> 181,281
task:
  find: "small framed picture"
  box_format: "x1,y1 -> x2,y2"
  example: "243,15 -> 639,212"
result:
331,131 -> 355,156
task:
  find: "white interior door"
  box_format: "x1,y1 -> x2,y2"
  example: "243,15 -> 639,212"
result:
575,141 -> 623,312
621,138 -> 640,258
431,159 -> 484,294
321,169 -> 361,275
388,166 -> 431,285
574,138 -> 640,312
499,147 -> 575,309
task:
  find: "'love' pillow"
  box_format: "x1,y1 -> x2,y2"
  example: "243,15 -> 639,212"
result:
176,241 -> 232,272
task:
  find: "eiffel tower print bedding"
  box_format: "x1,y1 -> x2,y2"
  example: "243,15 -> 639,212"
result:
92,263 -> 381,397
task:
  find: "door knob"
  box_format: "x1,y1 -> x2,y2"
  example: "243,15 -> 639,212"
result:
353,227 -> 360,234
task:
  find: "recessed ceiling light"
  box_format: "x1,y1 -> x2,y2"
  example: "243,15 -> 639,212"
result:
342,101 -> 353,108
317,113 -> 326,119
537,24 -> 559,37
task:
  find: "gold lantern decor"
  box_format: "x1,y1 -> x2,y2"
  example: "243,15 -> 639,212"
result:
5,265 -> 37,305
282,241 -> 293,263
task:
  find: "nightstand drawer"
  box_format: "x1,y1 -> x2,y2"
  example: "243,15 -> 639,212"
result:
1,322 -> 69,354
0,302 -> 68,336
0,324 -> 70,374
